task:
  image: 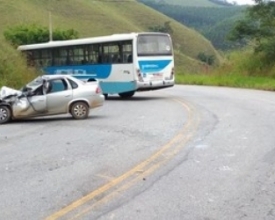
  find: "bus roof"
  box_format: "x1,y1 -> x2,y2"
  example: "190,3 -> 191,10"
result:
17,32 -> 170,51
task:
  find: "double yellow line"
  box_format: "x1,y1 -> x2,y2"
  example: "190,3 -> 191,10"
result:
46,97 -> 199,220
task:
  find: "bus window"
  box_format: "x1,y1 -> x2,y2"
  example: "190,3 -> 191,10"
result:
41,49 -> 52,67
26,51 -> 35,66
82,46 -> 89,64
121,41 -> 132,63
72,46 -> 85,65
102,44 -> 109,63
102,43 -> 120,64
28,50 -> 41,67
66,48 -> 74,65
87,44 -> 100,64
109,43 -> 120,63
112,54 -> 120,63
52,48 -> 67,66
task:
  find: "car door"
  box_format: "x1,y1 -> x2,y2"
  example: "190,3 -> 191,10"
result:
46,78 -> 73,114
13,93 -> 47,117
27,85 -> 47,114
28,95 -> 47,113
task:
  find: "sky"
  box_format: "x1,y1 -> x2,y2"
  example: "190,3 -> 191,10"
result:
229,0 -> 255,5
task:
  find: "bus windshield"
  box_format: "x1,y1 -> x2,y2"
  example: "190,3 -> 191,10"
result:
137,34 -> 172,56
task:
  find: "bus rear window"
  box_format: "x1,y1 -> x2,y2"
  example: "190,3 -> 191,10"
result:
137,35 -> 172,56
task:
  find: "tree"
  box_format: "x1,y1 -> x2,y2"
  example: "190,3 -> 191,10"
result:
4,24 -> 79,47
148,21 -> 173,34
229,0 -> 275,64
197,52 -> 215,65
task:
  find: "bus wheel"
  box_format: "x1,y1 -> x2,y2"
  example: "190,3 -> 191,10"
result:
70,102 -> 89,119
0,105 -> 11,124
118,91 -> 135,98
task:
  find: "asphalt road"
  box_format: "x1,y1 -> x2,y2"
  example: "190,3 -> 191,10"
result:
0,85 -> 275,220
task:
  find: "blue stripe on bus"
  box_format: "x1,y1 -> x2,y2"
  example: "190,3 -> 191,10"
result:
138,60 -> 172,73
45,64 -> 112,79
99,81 -> 137,94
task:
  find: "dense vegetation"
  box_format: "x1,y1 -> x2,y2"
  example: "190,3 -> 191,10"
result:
0,41 -> 37,88
139,0 -> 246,50
229,0 -> 275,65
177,48 -> 275,91
176,0 -> 275,90
4,24 -> 79,47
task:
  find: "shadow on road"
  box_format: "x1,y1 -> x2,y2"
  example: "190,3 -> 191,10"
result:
106,95 -> 168,102
6,114 -> 106,125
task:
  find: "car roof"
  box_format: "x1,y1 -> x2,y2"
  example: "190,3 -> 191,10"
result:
42,74 -> 77,80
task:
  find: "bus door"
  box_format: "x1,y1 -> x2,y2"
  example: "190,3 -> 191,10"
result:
119,41 -> 136,90
121,51 -> 135,81
100,41 -> 136,94
105,55 -> 135,94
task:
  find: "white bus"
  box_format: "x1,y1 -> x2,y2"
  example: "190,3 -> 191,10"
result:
18,32 -> 175,98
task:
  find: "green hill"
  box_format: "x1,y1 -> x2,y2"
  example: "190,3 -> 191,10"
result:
139,0 -> 227,7
139,0 -> 245,50
0,0 -> 223,87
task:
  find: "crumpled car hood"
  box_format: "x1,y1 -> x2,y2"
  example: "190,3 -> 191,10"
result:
0,86 -> 22,100
0,86 -> 32,116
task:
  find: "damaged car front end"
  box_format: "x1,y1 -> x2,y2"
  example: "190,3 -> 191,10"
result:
0,78 -> 44,124
0,86 -> 19,124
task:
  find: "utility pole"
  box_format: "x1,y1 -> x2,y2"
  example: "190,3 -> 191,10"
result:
49,11 -> 53,42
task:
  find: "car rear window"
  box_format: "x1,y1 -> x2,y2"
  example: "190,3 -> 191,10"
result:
68,79 -> 78,89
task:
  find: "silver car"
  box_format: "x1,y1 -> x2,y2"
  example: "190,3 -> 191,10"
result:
0,75 -> 104,124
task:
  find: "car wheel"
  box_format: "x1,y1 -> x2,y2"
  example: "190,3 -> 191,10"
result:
0,105 -> 11,124
118,91 -> 135,99
70,102 -> 89,119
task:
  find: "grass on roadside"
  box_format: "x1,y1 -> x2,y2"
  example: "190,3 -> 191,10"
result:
176,73 -> 275,91
175,48 -> 275,91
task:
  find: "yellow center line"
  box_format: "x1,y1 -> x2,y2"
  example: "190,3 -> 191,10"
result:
46,97 -> 198,220
69,101 -> 199,219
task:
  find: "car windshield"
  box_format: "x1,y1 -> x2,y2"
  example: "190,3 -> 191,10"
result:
27,76 -> 44,87
21,76 -> 46,92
